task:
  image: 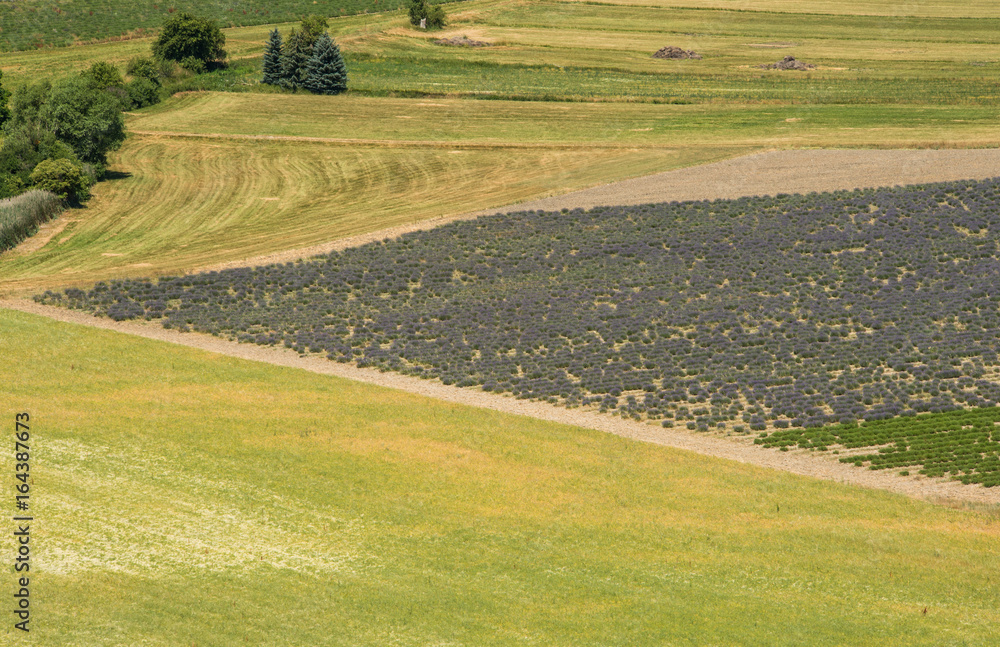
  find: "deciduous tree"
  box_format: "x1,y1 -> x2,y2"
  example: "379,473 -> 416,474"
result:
152,12 -> 226,67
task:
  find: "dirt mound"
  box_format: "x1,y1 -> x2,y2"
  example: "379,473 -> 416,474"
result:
435,36 -> 489,47
760,55 -> 815,70
652,46 -> 702,60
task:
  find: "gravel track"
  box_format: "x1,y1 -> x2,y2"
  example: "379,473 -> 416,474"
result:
10,147 -> 1000,507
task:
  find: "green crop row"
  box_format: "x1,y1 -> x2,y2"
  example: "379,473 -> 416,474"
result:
756,406 -> 1000,486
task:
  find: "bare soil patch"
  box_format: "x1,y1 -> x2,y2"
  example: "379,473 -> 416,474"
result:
652,46 -> 702,60
435,36 -> 490,47
760,55 -> 815,70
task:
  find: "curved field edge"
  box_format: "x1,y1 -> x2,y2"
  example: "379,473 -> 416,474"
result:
2,306 -> 1000,645
0,133 -> 744,295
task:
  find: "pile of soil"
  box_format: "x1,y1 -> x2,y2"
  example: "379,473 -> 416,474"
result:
652,46 -> 702,60
435,36 -> 489,47
760,55 -> 815,70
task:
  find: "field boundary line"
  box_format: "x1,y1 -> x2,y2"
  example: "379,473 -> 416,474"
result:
128,130 -> 676,151
4,297 -> 998,508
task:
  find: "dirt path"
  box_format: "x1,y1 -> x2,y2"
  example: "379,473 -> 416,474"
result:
193,148 -> 1000,273
5,297 -> 998,507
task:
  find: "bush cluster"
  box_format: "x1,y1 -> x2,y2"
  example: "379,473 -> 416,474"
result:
408,0 -> 446,29
261,16 -> 347,94
0,55 -> 165,207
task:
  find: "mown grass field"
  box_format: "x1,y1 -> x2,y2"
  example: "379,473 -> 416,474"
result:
4,2 -> 1000,295
563,0 -> 1000,17
0,129 -> 736,293
3,307 -> 1000,645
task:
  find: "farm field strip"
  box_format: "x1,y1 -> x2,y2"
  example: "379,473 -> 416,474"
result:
8,0 -> 1000,104
5,297 -> 998,506
1,133 -> 720,294
559,0 -> 1000,18
34,176 -> 1000,490
127,93 -> 1000,148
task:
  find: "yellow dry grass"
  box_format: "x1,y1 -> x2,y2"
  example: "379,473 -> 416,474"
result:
0,130 -> 738,294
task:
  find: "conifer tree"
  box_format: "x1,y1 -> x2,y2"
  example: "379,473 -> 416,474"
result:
303,33 -> 348,95
262,28 -> 283,86
279,29 -> 310,90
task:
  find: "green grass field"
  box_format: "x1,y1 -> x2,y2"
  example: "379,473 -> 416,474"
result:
5,1 -> 1000,640
3,308 -> 1000,645
0,0 -> 454,52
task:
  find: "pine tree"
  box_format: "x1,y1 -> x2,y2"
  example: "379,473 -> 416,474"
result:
303,33 -> 348,95
278,29 -> 310,90
262,28 -> 283,86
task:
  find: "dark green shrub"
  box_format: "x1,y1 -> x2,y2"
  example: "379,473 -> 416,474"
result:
29,158 -> 90,203
81,61 -> 125,91
0,69 -> 10,129
152,12 -> 227,66
125,77 -> 161,109
126,56 -> 163,86
0,173 -> 24,200
180,56 -> 207,75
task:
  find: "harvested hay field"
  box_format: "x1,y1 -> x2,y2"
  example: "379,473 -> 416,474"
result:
182,148 -> 1000,273
0,133 -> 713,295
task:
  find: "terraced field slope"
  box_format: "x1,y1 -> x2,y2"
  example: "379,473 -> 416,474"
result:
4,308 -> 1000,645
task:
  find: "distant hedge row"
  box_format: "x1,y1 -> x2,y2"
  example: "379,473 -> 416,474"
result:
0,0 -> 456,52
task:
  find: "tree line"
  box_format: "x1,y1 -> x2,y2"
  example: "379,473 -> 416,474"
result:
261,16 -> 348,94
0,11 -> 229,205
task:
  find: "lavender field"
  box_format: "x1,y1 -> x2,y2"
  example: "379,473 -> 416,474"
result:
38,178 -> 1000,482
